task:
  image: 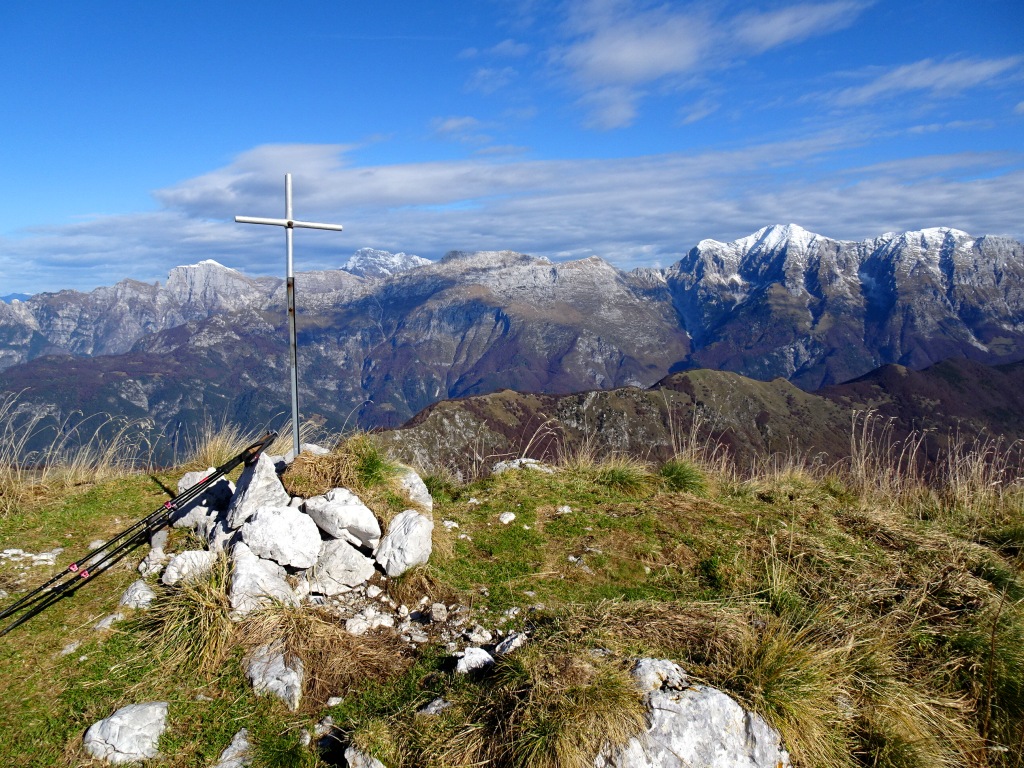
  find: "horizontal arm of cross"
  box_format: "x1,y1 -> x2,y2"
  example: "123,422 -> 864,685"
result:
235,215 -> 344,231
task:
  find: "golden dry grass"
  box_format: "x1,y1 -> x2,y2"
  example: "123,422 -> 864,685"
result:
238,605 -> 413,710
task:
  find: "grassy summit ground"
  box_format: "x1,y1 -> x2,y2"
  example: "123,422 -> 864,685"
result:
0,424 -> 1022,767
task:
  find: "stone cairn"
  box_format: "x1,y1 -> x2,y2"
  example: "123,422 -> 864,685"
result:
82,450 -> 792,768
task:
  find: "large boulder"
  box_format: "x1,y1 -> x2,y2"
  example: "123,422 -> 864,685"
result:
304,488 -> 381,549
595,659 -> 791,768
83,702 -> 168,764
247,641 -> 304,711
240,506 -> 321,568
161,550 -> 217,586
307,539 -> 376,596
171,468 -> 235,533
229,542 -> 299,618
396,468 -> 433,514
226,454 -> 291,529
374,510 -> 433,577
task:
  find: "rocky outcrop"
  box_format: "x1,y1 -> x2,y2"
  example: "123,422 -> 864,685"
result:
240,506 -> 321,569
667,225 -> 1024,388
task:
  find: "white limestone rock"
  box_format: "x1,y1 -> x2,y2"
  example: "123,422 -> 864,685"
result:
594,660 -> 791,768
498,512 -> 516,525
229,542 -> 299,618
241,506 -> 321,568
632,658 -> 688,694
213,728 -> 251,768
137,548 -> 167,578
119,580 -> 157,610
417,697 -> 453,716
375,510 -> 433,578
304,488 -> 381,549
492,457 -> 555,475
307,539 -> 376,596
345,606 -> 395,636
456,647 -> 495,674
171,468 -> 234,531
344,746 -> 387,768
161,550 -> 217,586
247,641 -> 304,711
226,453 -> 291,528
495,631 -> 527,656
284,442 -> 331,463
94,612 -> 126,631
397,467 -> 433,514
207,516 -> 238,554
464,625 -> 493,644
83,702 -> 168,764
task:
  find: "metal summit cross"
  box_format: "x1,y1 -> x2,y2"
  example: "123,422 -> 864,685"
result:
235,173 -> 344,456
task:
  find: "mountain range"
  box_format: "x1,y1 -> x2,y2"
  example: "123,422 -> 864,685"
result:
1,225 -> 1022,448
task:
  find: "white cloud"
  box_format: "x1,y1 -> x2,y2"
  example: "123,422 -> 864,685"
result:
679,99 -> 719,125
733,2 -> 867,53
429,116 -> 492,145
466,66 -> 518,94
489,39 -> 530,58
1015,101 -> 1024,115
555,0 -> 870,128
4,140 -> 1022,294
834,56 -> 1023,106
559,3 -> 708,88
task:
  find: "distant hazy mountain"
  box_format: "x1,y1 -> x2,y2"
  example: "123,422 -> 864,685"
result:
0,293 -> 30,303
1,226 -> 1021,444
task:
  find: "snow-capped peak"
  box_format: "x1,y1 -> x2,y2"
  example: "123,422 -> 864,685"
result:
343,248 -> 432,279
736,224 -> 821,254
179,259 -> 237,272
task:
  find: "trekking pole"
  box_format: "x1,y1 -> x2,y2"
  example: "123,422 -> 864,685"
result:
0,431 -> 277,635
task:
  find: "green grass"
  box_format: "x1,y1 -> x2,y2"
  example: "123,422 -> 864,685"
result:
0,435 -> 1022,767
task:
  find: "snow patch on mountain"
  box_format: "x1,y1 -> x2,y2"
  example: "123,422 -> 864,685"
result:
343,249 -> 432,279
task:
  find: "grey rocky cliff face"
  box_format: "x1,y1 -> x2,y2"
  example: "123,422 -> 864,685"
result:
666,225 -> 1024,388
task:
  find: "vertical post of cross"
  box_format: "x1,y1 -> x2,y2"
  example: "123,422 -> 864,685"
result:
284,174 -> 300,457
235,175 -> 344,457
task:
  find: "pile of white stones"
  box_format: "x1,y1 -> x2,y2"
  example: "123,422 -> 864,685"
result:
134,448 -> 435,621
79,452 -> 791,767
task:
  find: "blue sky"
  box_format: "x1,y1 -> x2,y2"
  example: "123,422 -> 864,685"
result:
1,0 -> 1022,294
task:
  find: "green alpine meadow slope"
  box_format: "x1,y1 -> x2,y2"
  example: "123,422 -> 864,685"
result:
0,417 -> 1022,767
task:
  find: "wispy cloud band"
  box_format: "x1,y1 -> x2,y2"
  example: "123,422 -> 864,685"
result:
3,140 -> 1021,294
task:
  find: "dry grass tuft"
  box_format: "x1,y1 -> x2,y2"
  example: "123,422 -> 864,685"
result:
557,599 -> 742,652
0,393 -> 153,515
281,433 -> 398,500
283,450 -> 359,498
443,638 -> 646,768
181,418 -> 257,471
386,565 -> 461,610
239,605 -> 413,710
136,555 -> 235,676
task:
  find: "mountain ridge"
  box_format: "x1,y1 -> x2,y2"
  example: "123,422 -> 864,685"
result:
1,227 -> 1022,442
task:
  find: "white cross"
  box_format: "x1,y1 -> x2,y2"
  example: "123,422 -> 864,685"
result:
235,173 -> 344,456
